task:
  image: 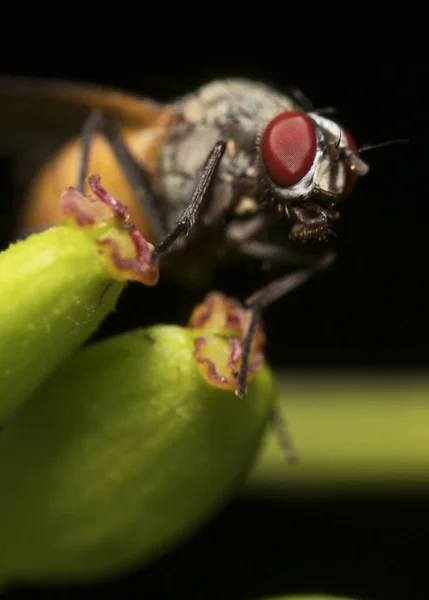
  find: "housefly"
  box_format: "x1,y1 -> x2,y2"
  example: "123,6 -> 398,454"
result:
0,76 -> 370,396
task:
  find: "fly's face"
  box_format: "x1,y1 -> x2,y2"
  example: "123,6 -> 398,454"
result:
259,109 -> 370,241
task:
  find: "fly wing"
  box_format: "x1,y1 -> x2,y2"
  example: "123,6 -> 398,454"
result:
0,75 -> 167,156
0,77 -> 172,244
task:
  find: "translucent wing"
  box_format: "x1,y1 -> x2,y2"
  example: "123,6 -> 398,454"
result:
0,76 -> 170,241
0,75 -> 166,156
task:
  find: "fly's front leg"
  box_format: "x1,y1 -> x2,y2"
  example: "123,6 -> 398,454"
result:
78,110 -> 165,240
150,141 -> 226,263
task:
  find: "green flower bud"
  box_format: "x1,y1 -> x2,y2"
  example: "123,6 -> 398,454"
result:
0,175 -> 159,423
0,325 -> 276,585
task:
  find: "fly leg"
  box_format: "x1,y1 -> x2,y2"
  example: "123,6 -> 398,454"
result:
237,240 -> 327,266
238,251 -> 336,398
78,110 -> 166,240
226,212 -> 329,266
150,141 -> 226,262
237,251 -> 335,463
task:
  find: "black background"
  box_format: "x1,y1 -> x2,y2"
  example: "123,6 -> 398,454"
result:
0,12 -> 427,600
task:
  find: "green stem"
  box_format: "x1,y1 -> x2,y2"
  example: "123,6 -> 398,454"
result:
245,372 -> 429,497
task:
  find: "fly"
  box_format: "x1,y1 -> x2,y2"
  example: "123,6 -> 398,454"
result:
0,76 -> 371,396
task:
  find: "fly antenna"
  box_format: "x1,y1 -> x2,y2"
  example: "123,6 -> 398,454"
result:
358,138 -> 409,153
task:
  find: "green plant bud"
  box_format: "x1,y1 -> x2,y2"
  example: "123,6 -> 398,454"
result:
0,325 -> 276,585
0,175 -> 159,423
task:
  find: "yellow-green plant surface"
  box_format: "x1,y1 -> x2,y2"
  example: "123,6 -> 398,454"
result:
248,373 -> 429,496
0,225 -> 124,423
0,326 -> 275,585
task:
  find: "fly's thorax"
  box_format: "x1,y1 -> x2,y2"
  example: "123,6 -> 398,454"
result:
157,79 -> 300,230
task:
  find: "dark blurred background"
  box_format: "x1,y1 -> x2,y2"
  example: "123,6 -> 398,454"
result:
0,14 -> 427,600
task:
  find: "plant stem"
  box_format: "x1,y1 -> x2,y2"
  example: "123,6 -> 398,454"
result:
245,372 -> 429,498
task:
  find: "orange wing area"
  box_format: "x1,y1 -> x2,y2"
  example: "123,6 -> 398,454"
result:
0,76 -> 167,152
20,125 -> 172,242
0,76 -> 177,242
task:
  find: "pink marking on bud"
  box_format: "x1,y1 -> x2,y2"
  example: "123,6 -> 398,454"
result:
59,186 -> 114,226
193,336 -> 238,388
58,175 -> 159,286
188,292 -> 266,392
87,173 -> 132,223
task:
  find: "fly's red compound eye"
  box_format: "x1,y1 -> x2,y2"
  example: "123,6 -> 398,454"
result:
261,111 -> 317,187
